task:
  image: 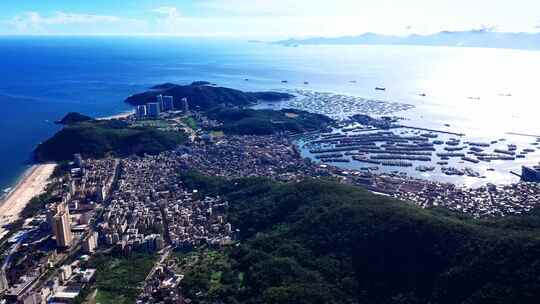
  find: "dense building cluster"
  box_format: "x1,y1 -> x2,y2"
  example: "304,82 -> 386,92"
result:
3,112 -> 540,303
383,176 -> 540,217
99,155 -> 235,256
173,135 -> 326,181
338,171 -> 540,217
0,157 -> 117,303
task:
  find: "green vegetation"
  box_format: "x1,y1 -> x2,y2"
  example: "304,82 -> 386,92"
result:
34,119 -> 187,162
56,112 -> 94,125
209,130 -> 224,138
51,161 -> 72,178
178,250 -> 243,301
86,253 -> 156,304
182,116 -> 199,130
179,172 -> 540,304
206,107 -> 333,135
130,119 -> 174,129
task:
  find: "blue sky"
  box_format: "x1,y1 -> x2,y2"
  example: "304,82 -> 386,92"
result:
1,0 -> 539,38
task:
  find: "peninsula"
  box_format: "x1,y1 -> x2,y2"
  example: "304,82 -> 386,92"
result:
34,115 -> 188,162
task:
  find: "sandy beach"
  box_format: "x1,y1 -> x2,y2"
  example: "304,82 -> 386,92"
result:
0,163 -> 57,236
97,109 -> 135,120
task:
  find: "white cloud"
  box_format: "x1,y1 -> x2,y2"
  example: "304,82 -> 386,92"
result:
3,1 -> 538,37
194,0 -> 540,35
7,11 -> 145,35
9,11 -> 119,33
196,0 -> 351,16
152,6 -> 182,18
151,6 -> 186,33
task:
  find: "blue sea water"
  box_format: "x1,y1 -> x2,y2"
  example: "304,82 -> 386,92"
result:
1,36 -> 540,190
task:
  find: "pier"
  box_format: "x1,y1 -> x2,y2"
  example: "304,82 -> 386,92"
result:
506,132 -> 540,138
396,125 -> 465,137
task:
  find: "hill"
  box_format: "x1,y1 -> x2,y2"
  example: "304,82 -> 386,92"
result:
275,29 -> 540,50
125,83 -> 294,111
206,107 -> 333,135
34,119 -> 187,162
178,173 -> 540,304
55,112 -> 94,125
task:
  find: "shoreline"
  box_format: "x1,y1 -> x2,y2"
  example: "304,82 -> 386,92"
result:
0,163 -> 57,237
97,109 -> 135,120
0,107 -> 131,203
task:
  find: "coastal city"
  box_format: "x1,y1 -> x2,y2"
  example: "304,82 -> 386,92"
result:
3,1 -> 540,302
0,89 -> 540,303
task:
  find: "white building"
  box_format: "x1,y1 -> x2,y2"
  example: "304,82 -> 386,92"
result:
82,232 -> 99,254
136,105 -> 147,118
53,204 -> 73,249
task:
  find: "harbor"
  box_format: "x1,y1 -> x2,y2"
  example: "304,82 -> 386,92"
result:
298,123 -> 540,187
252,89 -> 415,119
248,85 -> 540,187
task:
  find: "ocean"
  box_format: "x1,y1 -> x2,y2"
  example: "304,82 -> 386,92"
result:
1,36 -> 540,191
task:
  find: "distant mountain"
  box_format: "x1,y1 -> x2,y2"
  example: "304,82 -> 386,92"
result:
275,30 -> 540,50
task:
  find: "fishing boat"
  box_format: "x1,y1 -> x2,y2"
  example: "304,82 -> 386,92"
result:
375,87 -> 386,91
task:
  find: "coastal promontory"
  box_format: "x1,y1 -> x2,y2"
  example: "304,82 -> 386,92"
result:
125,82 -> 294,110
34,117 -> 187,162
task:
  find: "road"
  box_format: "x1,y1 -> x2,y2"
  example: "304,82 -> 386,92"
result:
144,246 -> 172,282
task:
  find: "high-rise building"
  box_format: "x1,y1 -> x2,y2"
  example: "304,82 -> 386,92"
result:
156,94 -> 164,111
147,102 -> 161,118
0,268 -> 9,293
181,97 -> 189,113
82,232 -> 98,254
53,204 -> 73,249
136,105 -> 147,118
59,265 -> 72,283
163,95 -> 174,111
74,153 -> 83,168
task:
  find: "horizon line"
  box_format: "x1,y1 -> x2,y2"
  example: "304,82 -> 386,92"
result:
1,28 -> 540,40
